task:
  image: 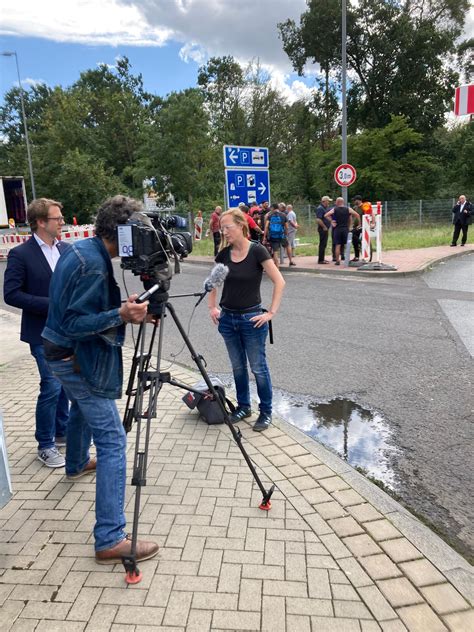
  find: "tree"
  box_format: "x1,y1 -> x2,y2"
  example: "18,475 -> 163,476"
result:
279,0 -> 470,134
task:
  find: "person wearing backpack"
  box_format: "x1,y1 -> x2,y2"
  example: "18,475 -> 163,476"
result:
263,203 -> 294,267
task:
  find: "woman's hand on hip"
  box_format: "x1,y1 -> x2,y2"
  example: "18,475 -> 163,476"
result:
209,307 -> 221,325
250,311 -> 273,328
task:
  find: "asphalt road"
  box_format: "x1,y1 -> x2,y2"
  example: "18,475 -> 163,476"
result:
1,252 -> 473,559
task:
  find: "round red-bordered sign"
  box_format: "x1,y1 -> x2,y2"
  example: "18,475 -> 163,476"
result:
334,163 -> 357,187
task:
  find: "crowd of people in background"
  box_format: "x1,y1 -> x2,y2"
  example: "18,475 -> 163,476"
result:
207,195 -> 366,267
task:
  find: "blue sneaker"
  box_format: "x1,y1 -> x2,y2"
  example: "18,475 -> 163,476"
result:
253,413 -> 271,432
229,406 -> 252,424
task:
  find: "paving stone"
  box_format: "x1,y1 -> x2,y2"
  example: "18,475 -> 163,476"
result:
343,534 -> 383,558
329,516 -> 365,537
186,608 -> 212,632
359,585 -> 398,621
212,610 -> 261,630
263,579 -> 307,597
334,600 -> 374,619
330,569 -> 351,585
19,601 -> 72,620
163,591 -> 193,627
239,578 -> 262,612
0,600 -> 26,629
442,609 -> 474,632
290,475 -> 319,491
262,595 -> 285,632
67,587 -> 101,621
10,584 -> 57,602
397,604 -> 448,631
348,504 -> 385,523
285,553 -> 307,582
287,614 -> 311,632
35,622 -> 86,632
115,605 -> 165,626
359,554 -> 403,581
99,587 -> 146,605
419,583 -> 470,615
319,533 -> 352,559
363,520 -> 402,542
379,622 -> 407,632
361,622 -> 383,632
379,539 -> 422,564
217,562 -> 241,593
338,557 -> 374,588
377,578 -> 424,608
331,583 -> 360,601
314,501 -> 349,520
9,620 -> 41,632
286,596 -> 333,617
398,559 -> 446,587
264,539 -> 285,566
307,464 -> 336,480
85,604 -> 118,631
309,617 -> 362,631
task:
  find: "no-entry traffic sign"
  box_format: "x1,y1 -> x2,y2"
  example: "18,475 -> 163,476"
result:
334,163 -> 357,187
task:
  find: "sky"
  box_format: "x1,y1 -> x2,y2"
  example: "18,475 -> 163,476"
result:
0,0 -> 317,103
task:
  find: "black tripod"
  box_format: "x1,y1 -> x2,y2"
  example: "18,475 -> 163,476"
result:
121,293 -> 275,584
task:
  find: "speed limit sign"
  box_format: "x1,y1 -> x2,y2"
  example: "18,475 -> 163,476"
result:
334,163 -> 357,187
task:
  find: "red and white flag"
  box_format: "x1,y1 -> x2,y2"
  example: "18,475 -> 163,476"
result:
454,84 -> 474,116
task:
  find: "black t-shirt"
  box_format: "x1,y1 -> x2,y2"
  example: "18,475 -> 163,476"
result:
333,206 -> 350,228
215,242 -> 271,311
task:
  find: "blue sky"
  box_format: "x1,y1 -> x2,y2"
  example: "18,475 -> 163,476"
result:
0,0 -> 315,102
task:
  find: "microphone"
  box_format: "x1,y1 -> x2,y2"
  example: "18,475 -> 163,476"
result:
195,263 -> 229,307
203,263 -> 229,292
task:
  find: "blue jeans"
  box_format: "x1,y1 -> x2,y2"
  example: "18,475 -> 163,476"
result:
30,344 -> 69,449
218,310 -> 272,414
48,359 -> 127,552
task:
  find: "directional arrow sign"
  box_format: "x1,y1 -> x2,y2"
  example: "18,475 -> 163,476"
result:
225,169 -> 270,207
224,145 -> 269,169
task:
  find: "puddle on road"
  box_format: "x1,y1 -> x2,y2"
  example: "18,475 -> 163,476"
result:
214,373 -> 399,490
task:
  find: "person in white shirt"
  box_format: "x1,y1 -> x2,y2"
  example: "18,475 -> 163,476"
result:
4,198 -> 70,468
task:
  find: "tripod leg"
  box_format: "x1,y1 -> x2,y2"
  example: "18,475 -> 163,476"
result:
165,302 -> 275,510
123,316 -> 165,583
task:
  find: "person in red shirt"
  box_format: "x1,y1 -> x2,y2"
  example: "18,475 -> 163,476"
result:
208,206 -> 222,256
241,205 -> 264,241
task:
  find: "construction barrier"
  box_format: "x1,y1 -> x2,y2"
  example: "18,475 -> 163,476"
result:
194,211 -> 203,241
0,226 -> 95,259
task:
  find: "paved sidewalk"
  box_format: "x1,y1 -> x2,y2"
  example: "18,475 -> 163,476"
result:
189,244 -> 474,276
0,312 -> 473,631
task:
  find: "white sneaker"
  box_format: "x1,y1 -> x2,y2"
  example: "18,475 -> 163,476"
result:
37,447 -> 65,468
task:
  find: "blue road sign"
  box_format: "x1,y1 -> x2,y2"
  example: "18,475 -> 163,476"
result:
224,145 -> 269,169
225,169 -> 270,207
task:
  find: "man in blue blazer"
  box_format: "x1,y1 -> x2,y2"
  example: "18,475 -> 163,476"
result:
4,198 -> 69,468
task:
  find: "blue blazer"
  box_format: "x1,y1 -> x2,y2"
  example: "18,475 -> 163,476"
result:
3,236 -> 69,345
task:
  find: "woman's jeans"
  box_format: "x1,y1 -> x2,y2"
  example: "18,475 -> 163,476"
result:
218,310 -> 272,414
30,344 -> 69,449
48,359 -> 127,552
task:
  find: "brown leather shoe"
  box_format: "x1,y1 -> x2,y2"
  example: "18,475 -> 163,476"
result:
66,458 -> 97,481
95,535 -> 159,565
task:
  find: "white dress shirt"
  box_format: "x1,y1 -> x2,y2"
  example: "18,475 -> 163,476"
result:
33,233 -> 61,271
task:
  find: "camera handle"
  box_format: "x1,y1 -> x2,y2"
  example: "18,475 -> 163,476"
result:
121,301 -> 275,584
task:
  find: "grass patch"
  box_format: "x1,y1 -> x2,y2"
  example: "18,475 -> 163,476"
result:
189,223 -> 470,257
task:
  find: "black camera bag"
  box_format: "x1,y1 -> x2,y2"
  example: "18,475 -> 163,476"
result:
182,385 -> 235,425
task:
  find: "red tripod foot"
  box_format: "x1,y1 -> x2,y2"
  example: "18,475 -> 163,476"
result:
125,569 -> 143,584
259,500 -> 272,511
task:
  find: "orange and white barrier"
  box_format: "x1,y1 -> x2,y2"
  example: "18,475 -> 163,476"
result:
0,225 -> 95,259
194,212 -> 203,241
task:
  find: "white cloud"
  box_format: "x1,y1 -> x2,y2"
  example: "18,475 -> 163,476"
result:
22,77 -> 46,87
179,42 -> 207,65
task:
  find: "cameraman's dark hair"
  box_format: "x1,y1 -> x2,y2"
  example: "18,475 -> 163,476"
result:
95,195 -> 143,242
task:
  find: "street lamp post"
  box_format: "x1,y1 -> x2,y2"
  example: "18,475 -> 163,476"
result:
341,0 -> 348,205
1,51 -> 36,198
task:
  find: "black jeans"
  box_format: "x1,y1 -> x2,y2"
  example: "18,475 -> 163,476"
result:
451,222 -> 468,246
352,228 -> 361,258
213,231 -> 221,256
318,228 -> 329,262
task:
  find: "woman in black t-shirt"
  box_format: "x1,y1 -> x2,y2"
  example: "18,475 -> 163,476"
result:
208,209 -> 285,432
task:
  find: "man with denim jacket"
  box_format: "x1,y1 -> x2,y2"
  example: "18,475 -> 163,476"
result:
42,195 -> 159,565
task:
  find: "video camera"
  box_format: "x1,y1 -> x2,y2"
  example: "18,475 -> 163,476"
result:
117,210 -> 192,310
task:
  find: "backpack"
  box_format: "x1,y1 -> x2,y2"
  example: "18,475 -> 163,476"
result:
268,212 -> 284,240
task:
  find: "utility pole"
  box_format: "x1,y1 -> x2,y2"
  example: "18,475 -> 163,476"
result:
1,51 -> 36,198
341,0 -> 348,205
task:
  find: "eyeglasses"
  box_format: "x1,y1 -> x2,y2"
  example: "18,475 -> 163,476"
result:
47,216 -> 65,222
220,223 -> 238,232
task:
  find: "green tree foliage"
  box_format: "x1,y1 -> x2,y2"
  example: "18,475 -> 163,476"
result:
279,0 -> 469,134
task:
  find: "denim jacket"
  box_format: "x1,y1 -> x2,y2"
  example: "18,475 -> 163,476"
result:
42,236 -> 125,399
